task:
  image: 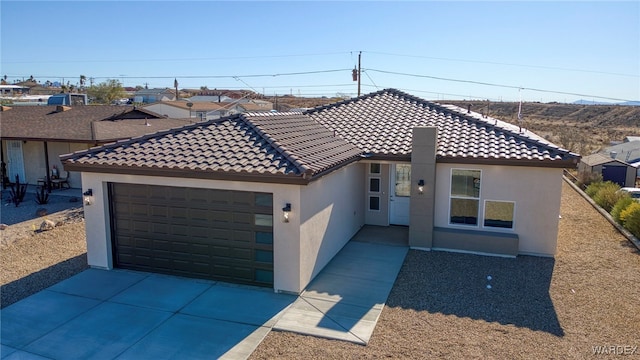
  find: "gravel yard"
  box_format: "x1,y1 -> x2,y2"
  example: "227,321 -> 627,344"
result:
251,181 -> 640,359
1,181 -> 639,358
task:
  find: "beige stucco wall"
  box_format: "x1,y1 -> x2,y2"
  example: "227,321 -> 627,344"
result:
433,164 -> 563,256
299,162 -> 365,290
6,140 -> 88,187
144,103 -> 189,118
79,172 -> 304,293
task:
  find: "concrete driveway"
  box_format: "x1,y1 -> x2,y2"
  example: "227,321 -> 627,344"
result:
1,269 -> 296,360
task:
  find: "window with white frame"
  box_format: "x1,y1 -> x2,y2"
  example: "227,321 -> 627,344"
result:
449,169 -> 481,226
484,200 -> 515,229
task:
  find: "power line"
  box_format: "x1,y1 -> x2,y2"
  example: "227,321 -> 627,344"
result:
2,52 -> 352,64
7,66 -> 636,102
8,69 -> 351,80
365,68 -> 636,102
363,51 -> 639,78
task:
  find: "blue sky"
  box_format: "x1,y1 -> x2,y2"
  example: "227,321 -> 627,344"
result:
1,1 -> 638,103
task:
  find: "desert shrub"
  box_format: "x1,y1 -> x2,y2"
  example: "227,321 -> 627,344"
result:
610,195 -> 634,224
620,202 -> 640,238
592,182 -> 623,212
576,171 -> 602,188
585,181 -> 606,197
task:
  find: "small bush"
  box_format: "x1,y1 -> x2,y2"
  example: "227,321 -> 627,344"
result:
620,202 -> 640,238
585,181 -> 607,197
35,186 -> 49,205
577,171 -> 602,188
592,182 -> 623,213
610,195 -> 634,224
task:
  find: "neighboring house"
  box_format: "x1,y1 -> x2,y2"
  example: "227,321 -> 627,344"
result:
578,153 -> 637,187
62,89 -> 579,294
0,105 -> 190,188
600,140 -> 640,164
188,95 -> 233,103
133,88 -> 177,103
143,101 -> 242,121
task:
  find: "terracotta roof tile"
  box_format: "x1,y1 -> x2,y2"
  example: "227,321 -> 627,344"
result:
63,112 -> 363,181
305,89 -> 579,165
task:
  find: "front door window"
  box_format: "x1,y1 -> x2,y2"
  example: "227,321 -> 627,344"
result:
394,164 -> 411,197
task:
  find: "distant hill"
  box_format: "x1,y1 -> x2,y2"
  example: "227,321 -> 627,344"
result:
573,99 -> 640,106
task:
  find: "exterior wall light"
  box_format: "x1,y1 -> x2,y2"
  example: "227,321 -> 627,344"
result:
282,203 -> 292,223
83,189 -> 93,205
418,180 -> 425,194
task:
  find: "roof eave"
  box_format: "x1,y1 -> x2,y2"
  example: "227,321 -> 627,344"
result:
60,162 -> 311,185
436,156 -> 580,168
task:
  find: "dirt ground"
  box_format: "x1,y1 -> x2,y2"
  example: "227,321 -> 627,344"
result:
1,182 -> 638,358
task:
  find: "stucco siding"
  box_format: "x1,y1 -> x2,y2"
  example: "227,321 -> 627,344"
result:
434,164 -> 562,256
79,172 -> 303,293
144,103 -> 189,118
299,162 -> 365,290
8,140 -> 88,186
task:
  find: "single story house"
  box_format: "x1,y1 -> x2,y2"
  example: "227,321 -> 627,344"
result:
143,101 -> 242,121
0,105 -> 190,188
578,153 -> 637,187
133,88 -> 177,104
62,89 -> 579,294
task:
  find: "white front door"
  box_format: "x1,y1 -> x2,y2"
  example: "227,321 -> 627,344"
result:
6,140 -> 25,183
390,164 -> 411,225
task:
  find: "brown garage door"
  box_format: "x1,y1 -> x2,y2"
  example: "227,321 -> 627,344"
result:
109,183 -> 274,287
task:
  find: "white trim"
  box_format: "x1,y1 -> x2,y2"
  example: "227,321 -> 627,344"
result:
482,199 -> 516,231
448,168 -> 482,227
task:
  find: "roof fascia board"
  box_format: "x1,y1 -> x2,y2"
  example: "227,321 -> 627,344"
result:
61,163 -> 311,185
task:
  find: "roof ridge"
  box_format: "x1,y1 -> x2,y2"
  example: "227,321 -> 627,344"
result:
239,113 -> 313,175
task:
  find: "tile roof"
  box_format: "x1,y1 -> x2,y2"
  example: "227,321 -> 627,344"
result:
581,153 -> 632,167
306,89 -> 579,166
62,112 -> 363,183
0,105 -> 172,142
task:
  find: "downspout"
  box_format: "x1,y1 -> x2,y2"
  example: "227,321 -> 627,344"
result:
44,141 -> 51,193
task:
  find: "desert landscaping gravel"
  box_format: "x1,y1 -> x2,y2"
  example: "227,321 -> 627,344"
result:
250,181 -> 640,359
1,181 -> 638,358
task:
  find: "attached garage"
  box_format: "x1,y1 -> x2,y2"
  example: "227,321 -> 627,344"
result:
109,183 -> 274,287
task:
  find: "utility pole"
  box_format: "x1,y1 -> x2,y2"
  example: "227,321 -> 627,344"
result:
357,51 -> 362,97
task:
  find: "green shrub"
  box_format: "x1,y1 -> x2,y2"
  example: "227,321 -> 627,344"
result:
592,182 -> 623,213
610,196 -> 634,224
620,202 -> 640,238
585,181 -> 607,197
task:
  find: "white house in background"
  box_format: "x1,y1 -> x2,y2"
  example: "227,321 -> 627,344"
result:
133,88 -> 177,103
62,89 -> 579,294
143,101 -> 242,121
188,95 -> 233,103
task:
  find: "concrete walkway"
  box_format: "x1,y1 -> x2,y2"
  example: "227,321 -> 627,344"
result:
274,226 -> 409,344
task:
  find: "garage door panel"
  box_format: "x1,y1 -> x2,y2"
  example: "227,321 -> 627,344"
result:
111,183 -> 274,287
